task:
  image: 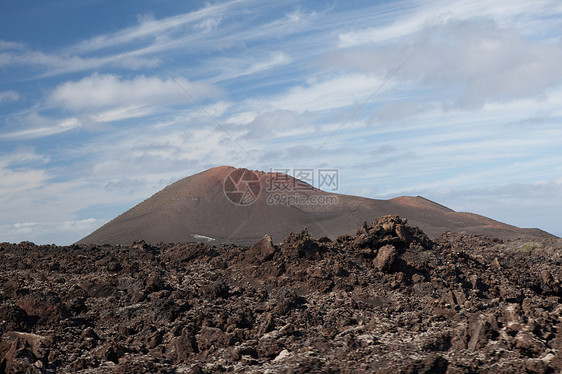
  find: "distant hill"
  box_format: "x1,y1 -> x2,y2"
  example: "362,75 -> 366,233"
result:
77,166 -> 554,245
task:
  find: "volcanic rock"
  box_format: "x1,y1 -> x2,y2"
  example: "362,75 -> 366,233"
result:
1,218 -> 561,372
373,244 -> 397,272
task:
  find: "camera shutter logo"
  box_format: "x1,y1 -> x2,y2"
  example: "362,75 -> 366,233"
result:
223,169 -> 261,205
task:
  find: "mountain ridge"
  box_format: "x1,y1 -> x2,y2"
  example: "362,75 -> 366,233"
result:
77,166 -> 554,245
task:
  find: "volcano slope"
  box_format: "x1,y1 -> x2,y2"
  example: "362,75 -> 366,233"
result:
2,215 -> 562,373
78,166 -> 552,246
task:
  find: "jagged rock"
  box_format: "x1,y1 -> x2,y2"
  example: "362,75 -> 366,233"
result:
0,332 -> 51,373
503,303 -> 525,332
499,285 -> 524,302
0,305 -> 34,331
401,354 -> 449,374
373,244 -> 397,272
196,327 -> 235,351
514,330 -> 546,357
167,328 -> 197,364
80,327 -> 99,340
282,228 -> 321,259
1,279 -> 21,299
467,316 -> 493,350
395,224 -> 413,243
107,260 -> 122,272
16,293 -> 68,323
245,235 -> 278,263
0,217 -> 560,372
102,343 -> 125,363
272,289 -> 305,315
81,281 -> 116,298
202,279 -> 229,299
257,331 -> 283,359
144,275 -> 164,293
257,312 -> 275,336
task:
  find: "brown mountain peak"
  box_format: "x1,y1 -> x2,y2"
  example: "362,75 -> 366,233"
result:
77,166 -> 555,245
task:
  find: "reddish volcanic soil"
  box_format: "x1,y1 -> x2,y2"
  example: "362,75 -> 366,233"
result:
2,216 -> 562,373
77,166 -> 553,246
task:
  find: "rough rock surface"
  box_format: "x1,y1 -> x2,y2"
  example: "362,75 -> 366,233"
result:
1,215 -> 561,373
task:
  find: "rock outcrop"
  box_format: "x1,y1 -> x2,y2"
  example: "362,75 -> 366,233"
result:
1,216 -> 561,373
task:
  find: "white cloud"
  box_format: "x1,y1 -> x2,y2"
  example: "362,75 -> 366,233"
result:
0,90 -> 19,103
0,219 -> 105,245
0,147 -> 49,167
245,109 -> 306,138
68,0 -> 319,61
206,52 -> 293,84
71,1 -> 247,53
245,52 -> 292,76
194,17 -> 222,33
224,111 -> 256,126
0,148 -> 49,195
423,179 -> 562,236
0,3 -> 258,77
0,48 -> 158,76
49,73 -> 220,111
327,19 -> 562,109
0,2 -> 312,79
91,106 -> 155,123
0,116 -> 81,140
0,40 -> 26,50
263,73 -> 386,113
87,126 -> 243,178
0,167 -> 47,195
221,72 -> 395,142
337,0 -> 559,47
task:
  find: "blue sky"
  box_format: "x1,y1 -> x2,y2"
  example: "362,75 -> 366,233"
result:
1,0 -> 561,244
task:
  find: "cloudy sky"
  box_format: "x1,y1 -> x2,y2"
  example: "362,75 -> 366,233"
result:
1,0 -> 561,244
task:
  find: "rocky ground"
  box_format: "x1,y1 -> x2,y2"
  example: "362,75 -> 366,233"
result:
1,215 -> 562,373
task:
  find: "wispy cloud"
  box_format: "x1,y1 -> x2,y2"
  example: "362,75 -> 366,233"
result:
0,47 -> 159,77
0,90 -> 19,103
0,40 -> 25,50
49,73 -> 220,111
264,74 -> 387,113
91,106 -> 155,124
0,219 -> 105,245
0,1 -> 316,79
71,1 -> 249,54
210,52 -> 293,83
1,115 -> 81,140
328,19 -> 562,109
0,148 -> 49,195
337,0 -> 560,47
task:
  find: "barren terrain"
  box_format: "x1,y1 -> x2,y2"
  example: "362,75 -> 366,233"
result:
78,167 -> 552,246
2,215 -> 562,373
